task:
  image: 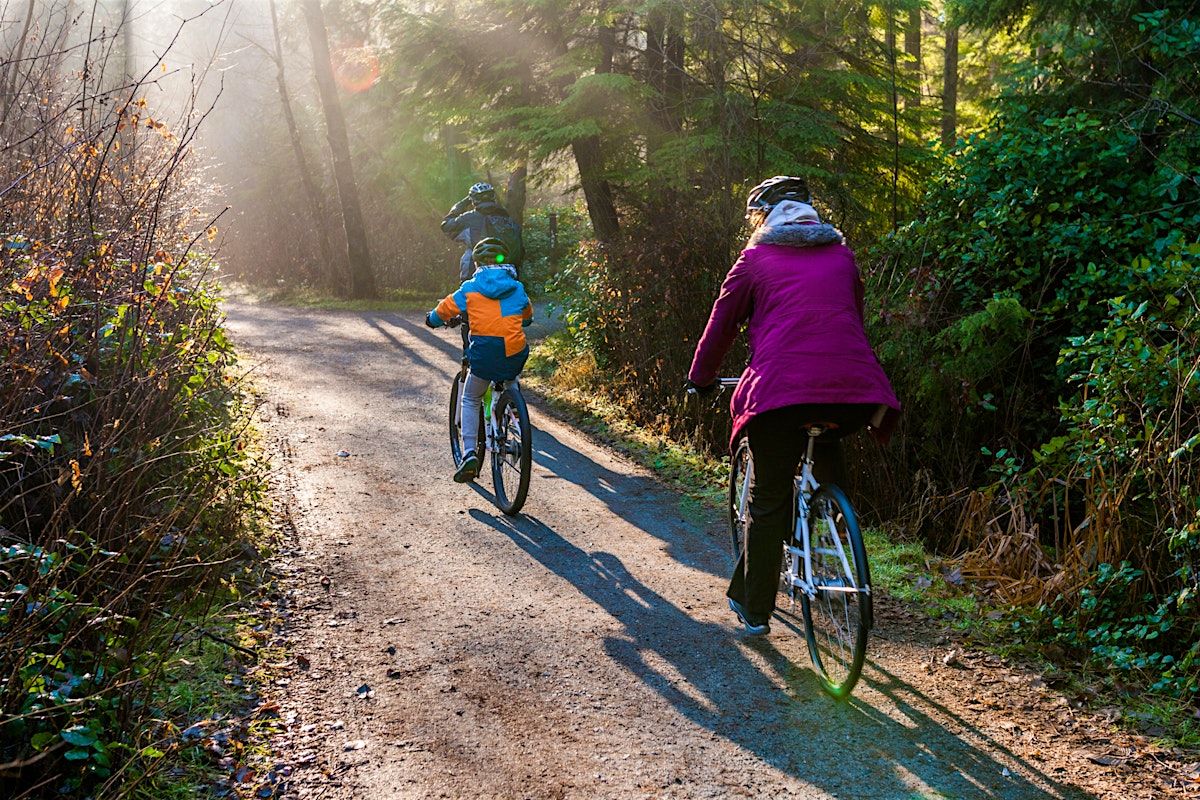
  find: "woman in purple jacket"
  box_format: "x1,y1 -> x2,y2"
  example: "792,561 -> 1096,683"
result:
688,176 -> 901,635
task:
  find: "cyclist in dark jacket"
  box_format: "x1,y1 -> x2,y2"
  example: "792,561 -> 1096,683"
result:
441,182 -> 521,282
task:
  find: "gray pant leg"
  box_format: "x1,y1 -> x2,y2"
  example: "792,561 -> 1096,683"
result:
460,372 -> 491,456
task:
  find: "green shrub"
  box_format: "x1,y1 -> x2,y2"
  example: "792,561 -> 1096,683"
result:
0,241 -> 265,795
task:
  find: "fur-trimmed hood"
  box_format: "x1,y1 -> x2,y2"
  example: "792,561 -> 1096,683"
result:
747,221 -> 844,248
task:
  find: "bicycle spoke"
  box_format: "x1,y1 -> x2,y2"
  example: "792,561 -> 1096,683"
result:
491,388 -> 532,515
801,485 -> 871,699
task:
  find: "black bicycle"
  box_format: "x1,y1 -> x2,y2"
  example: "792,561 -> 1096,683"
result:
447,323 -> 532,516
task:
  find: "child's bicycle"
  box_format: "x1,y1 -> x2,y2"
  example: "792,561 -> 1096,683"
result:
707,377 -> 873,698
446,318 -> 533,516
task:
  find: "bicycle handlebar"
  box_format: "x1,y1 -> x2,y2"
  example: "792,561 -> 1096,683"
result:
686,377 -> 741,395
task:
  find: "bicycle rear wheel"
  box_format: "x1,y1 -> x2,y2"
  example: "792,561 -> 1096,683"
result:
728,437 -> 752,563
491,387 -> 532,515
801,484 -> 872,699
449,370 -> 485,466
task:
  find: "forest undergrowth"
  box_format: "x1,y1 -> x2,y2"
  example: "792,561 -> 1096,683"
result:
0,10 -> 277,799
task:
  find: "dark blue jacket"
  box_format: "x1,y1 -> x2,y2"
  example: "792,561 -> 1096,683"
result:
441,200 -> 512,281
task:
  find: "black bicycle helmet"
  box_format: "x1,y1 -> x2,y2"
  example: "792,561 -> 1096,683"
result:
472,236 -> 509,265
745,175 -> 810,217
468,182 -> 495,203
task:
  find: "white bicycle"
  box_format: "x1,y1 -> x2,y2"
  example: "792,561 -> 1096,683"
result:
717,378 -> 873,698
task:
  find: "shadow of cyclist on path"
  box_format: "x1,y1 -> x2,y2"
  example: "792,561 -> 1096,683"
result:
469,508 -> 1095,800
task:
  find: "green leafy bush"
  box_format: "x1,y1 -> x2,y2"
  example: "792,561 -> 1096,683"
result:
866,0 -> 1200,697
0,241 -> 265,795
0,13 -> 266,797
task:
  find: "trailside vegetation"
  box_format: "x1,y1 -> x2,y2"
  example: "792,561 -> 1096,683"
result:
871,0 -> 1199,700
0,6 -> 267,797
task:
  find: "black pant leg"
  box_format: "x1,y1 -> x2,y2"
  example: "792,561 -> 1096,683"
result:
728,408 -> 806,617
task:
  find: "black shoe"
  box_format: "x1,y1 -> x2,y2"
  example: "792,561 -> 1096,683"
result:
728,598 -> 770,635
454,451 -> 480,483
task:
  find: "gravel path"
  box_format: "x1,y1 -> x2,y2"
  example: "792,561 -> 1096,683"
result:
221,298 -> 1184,800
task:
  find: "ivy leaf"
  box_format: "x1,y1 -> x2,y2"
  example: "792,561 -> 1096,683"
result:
30,732 -> 57,751
61,726 -> 98,747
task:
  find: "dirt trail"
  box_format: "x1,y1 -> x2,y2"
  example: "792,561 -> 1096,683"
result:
222,298 -> 1182,800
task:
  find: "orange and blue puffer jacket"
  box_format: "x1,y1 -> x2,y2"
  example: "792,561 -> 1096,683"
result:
429,266 -> 533,381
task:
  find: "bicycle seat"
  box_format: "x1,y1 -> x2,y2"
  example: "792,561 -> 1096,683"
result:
802,421 -> 839,437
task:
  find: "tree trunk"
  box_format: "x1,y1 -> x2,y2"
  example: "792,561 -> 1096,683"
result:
0,0 -> 37,122
572,25 -> 620,243
301,0 -> 376,299
571,135 -> 619,242
942,23 -> 959,150
887,8 -> 900,229
904,7 -> 921,108
270,0 -> 338,282
505,166 -> 528,226
645,9 -> 683,133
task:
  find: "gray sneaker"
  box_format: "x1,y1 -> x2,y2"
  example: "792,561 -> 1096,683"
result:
454,451 -> 480,483
729,598 -> 770,635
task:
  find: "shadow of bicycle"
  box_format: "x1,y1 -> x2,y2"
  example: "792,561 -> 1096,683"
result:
468,507 -> 1096,800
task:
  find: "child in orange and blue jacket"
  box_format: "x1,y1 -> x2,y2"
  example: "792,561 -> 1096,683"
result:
425,237 -> 533,482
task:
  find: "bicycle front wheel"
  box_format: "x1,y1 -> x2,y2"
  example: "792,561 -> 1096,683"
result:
491,388 -> 532,515
728,437 -> 752,564
801,484 -> 872,699
449,371 -> 484,466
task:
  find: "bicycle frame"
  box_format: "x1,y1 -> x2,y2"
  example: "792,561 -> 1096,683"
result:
479,378 -> 518,450
454,360 -> 516,452
781,430 -> 866,604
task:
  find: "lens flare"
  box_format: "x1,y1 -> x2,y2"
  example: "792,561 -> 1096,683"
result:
332,42 -> 380,93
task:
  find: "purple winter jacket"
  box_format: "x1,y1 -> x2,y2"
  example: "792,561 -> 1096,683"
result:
688,221 -> 901,449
